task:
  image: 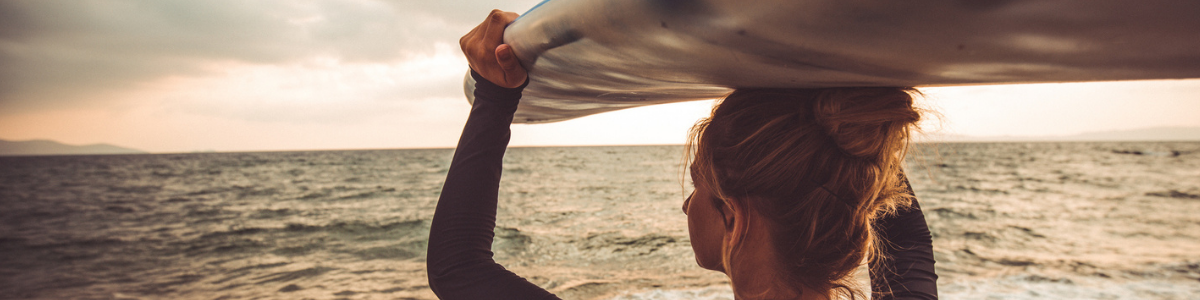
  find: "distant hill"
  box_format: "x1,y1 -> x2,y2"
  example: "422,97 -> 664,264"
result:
922,126 -> 1200,142
0,139 -> 147,156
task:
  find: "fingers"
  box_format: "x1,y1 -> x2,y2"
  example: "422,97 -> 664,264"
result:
495,44 -> 527,87
488,9 -> 520,27
482,10 -> 513,45
461,9 -> 528,88
496,44 -> 520,72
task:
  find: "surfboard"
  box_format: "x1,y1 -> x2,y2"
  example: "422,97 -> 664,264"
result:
465,0 -> 1200,123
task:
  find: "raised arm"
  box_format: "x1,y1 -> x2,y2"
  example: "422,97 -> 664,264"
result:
870,173 -> 938,300
426,10 -> 558,300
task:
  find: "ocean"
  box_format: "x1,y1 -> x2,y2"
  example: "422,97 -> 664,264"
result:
1,142 -> 1198,300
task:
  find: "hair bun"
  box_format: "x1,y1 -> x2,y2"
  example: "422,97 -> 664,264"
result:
811,88 -> 920,160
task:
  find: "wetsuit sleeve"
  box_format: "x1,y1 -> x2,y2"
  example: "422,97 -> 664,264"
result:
427,71 -> 559,300
870,173 -> 939,300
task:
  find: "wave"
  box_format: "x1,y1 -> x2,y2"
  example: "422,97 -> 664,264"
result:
579,232 -> 679,256
1146,190 -> 1200,199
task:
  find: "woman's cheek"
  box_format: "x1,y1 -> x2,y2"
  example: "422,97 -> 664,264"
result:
687,198 -> 726,272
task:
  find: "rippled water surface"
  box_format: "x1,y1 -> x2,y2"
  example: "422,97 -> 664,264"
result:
1,142 -> 1198,299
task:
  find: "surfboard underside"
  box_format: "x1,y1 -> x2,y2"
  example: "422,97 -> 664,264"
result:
465,0 -> 1200,123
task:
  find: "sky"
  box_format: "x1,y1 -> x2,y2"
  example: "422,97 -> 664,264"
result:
1,0 -> 1198,153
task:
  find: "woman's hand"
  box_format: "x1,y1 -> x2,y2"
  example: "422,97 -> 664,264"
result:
460,9 -> 527,88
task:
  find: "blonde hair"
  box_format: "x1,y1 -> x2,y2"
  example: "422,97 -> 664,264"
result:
686,88 -> 921,299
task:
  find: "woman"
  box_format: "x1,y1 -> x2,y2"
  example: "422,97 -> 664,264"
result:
428,10 -> 936,300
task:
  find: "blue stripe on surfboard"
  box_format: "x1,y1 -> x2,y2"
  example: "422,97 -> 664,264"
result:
517,0 -> 552,22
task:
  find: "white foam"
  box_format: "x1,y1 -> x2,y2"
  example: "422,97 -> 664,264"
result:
608,277 -> 1200,300
941,276 -> 1200,300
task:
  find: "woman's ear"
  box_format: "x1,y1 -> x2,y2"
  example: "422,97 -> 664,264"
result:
720,198 -> 749,244
718,198 -> 754,278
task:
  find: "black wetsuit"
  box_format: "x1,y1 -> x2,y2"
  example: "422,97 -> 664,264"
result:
427,72 -> 938,300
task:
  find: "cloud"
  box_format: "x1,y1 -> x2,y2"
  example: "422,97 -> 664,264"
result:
0,0 -> 538,115
149,43 -> 470,125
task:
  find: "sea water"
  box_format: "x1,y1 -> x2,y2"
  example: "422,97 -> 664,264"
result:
1,142 -> 1198,300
